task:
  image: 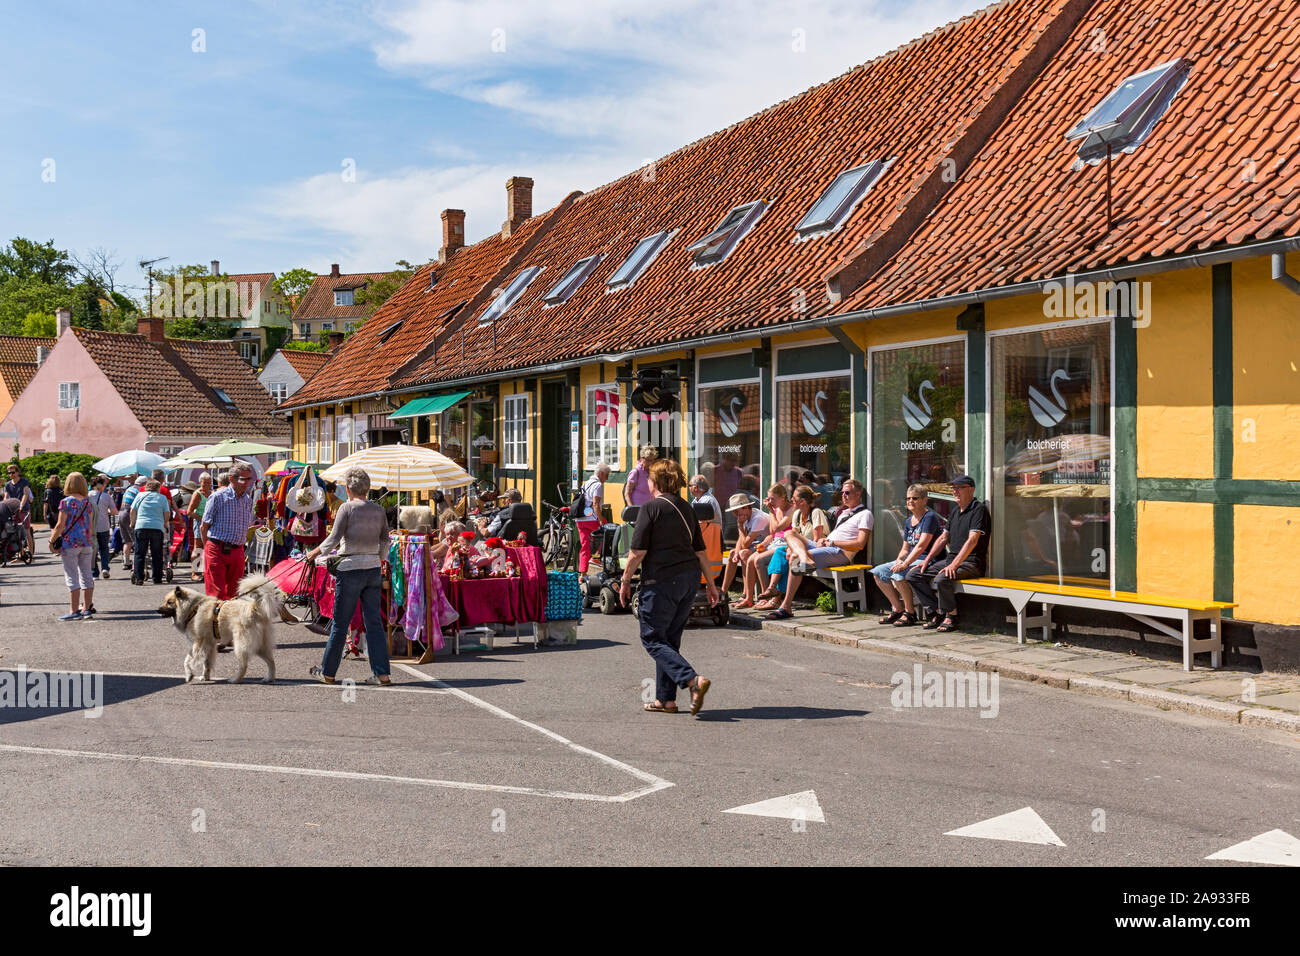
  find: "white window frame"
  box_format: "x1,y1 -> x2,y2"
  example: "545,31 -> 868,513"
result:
502,393 -> 530,469
544,255 -> 603,306
269,382 -> 288,403
58,382 -> 80,409
796,160 -> 890,239
320,415 -> 334,464
353,413 -> 367,454
298,323 -> 311,337
585,384 -> 622,471
336,414 -> 352,463
606,231 -> 674,291
321,322 -> 333,331
334,289 -> 354,307
688,201 -> 767,267
480,266 -> 544,324
306,418 -> 318,462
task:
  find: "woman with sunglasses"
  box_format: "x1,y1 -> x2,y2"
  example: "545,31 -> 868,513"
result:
870,484 -> 943,626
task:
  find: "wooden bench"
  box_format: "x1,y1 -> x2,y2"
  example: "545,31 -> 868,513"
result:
954,577 -> 1235,671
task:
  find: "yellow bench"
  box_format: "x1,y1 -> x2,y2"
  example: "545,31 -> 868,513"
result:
954,577 -> 1236,671
722,550 -> 872,614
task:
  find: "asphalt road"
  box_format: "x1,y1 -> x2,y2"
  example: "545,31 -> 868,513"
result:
1,537 -> 1297,866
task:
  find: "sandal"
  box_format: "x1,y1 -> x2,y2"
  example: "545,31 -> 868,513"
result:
753,597 -> 780,611
644,701 -> 678,714
309,665 -> 336,685
732,598 -> 756,610
892,612 -> 917,627
765,607 -> 792,620
689,677 -> 711,716
879,609 -> 904,625
756,587 -> 780,601
934,615 -> 959,633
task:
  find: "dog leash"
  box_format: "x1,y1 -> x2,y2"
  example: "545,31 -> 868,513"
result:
211,601 -> 224,642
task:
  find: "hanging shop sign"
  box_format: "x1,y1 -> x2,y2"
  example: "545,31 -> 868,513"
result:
629,368 -> 680,415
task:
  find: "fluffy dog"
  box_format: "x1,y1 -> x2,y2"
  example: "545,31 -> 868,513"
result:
158,573 -> 288,683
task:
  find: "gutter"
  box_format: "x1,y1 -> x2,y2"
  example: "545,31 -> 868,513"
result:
280,234 -> 1300,410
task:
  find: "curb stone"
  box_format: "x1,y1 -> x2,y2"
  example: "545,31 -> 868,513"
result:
757,619 -> 1299,734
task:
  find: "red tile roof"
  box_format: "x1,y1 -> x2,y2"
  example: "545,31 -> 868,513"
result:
70,327 -> 288,441
0,362 -> 39,399
840,0 -> 1300,308
277,348 -> 332,381
294,271 -> 392,321
0,335 -> 57,365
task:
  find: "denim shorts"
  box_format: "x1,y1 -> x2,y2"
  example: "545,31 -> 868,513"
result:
871,558 -> 923,583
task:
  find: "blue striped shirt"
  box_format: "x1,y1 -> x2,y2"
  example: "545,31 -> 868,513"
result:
202,486 -> 254,546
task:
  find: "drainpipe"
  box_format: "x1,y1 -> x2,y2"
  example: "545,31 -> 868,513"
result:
1271,253 -> 1300,296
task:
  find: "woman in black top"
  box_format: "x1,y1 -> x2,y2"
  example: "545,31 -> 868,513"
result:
620,458 -> 720,716
43,474 -> 63,529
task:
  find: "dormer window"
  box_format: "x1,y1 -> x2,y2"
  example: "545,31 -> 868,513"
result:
607,231 -> 673,290
334,289 -> 355,307
544,255 -> 602,305
689,201 -> 768,266
796,161 -> 888,237
1066,60 -> 1190,164
479,266 -> 543,324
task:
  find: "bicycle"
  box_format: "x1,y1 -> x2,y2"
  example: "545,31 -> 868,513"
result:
538,484 -> 576,571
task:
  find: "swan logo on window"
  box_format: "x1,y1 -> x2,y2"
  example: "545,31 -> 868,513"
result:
901,380 -> 935,430
1029,369 -> 1070,428
800,390 -> 829,436
717,392 -> 746,438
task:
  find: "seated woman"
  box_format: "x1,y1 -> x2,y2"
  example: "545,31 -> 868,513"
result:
871,483 -> 943,627
739,484 -> 792,609
755,485 -> 828,610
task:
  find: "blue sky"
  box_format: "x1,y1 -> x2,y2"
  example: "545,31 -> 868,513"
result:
1,0 -> 986,299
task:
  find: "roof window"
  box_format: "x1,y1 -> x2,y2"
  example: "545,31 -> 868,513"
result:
213,388 -> 236,409
796,161 -> 888,237
479,266 -> 543,324
1066,60 -> 1190,164
688,201 -> 768,266
378,320 -> 402,342
607,231 -> 673,290
543,255 -> 603,305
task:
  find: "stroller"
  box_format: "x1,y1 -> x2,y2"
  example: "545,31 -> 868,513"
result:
0,510 -> 33,566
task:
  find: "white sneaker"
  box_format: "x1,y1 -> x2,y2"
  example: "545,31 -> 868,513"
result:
102,569 -> 109,579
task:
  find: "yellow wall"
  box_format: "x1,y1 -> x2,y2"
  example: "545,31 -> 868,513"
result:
1234,504 -> 1300,625
858,307 -> 966,349
1135,500 -> 1215,603
1231,253 -> 1300,480
1136,269 -> 1214,478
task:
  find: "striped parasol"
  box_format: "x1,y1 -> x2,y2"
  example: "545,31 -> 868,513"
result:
320,444 -> 473,492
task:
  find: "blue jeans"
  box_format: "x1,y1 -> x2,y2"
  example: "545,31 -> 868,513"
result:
93,531 -> 111,575
321,567 -> 390,679
638,567 -> 699,704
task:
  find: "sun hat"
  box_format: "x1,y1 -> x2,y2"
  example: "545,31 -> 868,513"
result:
182,481 -> 198,492
725,493 -> 756,512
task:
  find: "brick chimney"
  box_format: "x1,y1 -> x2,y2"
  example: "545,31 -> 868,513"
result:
502,177 -> 534,238
55,307 -> 72,337
210,259 -> 221,276
439,209 -> 466,263
330,263 -> 341,278
137,316 -> 166,343
328,331 -> 345,350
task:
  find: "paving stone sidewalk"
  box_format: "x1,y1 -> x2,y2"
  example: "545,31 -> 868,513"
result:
732,605 -> 1300,734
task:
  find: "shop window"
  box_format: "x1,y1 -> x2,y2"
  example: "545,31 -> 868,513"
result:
336,415 -> 352,464
585,385 -> 621,470
869,340 -> 965,563
990,321 -> 1111,584
697,380 -> 762,543
503,394 -> 530,469
774,373 -> 852,511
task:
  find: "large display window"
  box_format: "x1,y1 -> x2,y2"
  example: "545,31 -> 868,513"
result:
698,380 -> 761,541
990,320 -> 1111,585
869,339 -> 965,564
774,373 -> 851,511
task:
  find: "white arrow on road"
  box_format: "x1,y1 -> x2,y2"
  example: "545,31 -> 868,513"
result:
945,806 -> 1065,846
723,790 -> 826,823
1205,829 -> 1300,867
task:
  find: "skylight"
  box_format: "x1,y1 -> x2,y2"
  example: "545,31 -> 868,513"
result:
796,161 -> 888,237
213,388 -> 235,409
378,320 -> 402,342
1066,60 -> 1190,163
688,201 -> 768,266
544,255 -> 602,305
479,266 -> 543,324
607,231 -> 673,290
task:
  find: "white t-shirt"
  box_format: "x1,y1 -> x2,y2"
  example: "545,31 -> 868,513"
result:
741,509 -> 771,539
581,476 -> 604,517
828,506 -> 874,547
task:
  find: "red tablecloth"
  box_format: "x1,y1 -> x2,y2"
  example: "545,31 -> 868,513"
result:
438,545 -> 547,628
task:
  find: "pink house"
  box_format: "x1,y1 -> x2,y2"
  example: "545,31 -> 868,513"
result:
0,315 -> 288,459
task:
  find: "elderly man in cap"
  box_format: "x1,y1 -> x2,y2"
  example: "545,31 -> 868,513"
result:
200,463 -> 256,600
905,474 -> 991,633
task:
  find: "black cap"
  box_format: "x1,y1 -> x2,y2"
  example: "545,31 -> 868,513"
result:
950,474 -> 975,488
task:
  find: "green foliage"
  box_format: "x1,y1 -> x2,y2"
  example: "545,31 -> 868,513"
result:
164,316 -> 237,340
0,238 -> 77,285
7,451 -> 99,491
815,590 -> 837,613
355,260 -> 420,316
71,279 -> 104,330
263,325 -> 291,362
21,311 -> 55,336
282,339 -> 326,352
272,268 -> 315,310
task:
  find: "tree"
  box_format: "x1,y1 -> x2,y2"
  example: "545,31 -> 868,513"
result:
148,263 -> 240,339
0,238 -> 77,286
72,246 -> 124,296
355,259 -> 421,317
21,311 -> 55,336
70,278 -> 105,330
282,339 -> 326,352
272,268 -> 315,312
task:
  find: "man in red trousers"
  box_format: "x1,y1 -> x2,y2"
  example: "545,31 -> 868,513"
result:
199,464 -> 256,600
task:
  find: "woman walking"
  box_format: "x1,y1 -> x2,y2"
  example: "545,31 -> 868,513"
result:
43,473 -> 63,529
88,474 -> 117,579
619,458 -> 719,716
130,479 -> 172,585
305,466 -> 392,686
49,472 -> 95,621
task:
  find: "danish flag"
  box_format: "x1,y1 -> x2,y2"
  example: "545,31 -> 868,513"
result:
595,388 -> 619,428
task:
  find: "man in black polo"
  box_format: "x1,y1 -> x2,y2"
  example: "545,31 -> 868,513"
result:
906,474 -> 990,633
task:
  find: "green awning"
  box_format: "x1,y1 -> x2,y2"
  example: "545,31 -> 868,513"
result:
389,390 -> 473,419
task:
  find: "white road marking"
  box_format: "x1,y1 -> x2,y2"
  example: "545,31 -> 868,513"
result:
1205,829 -> 1300,867
0,664 -> 672,803
945,806 -> 1065,847
0,667 -> 450,695
722,789 -> 826,823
